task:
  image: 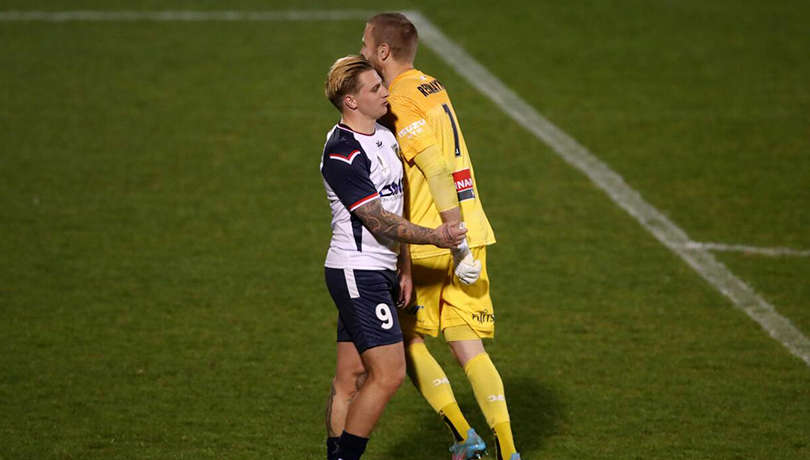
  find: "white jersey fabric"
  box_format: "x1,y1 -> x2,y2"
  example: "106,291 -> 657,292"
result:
320,123 -> 405,270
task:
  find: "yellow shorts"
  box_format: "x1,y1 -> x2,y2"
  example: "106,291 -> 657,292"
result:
399,246 -> 495,340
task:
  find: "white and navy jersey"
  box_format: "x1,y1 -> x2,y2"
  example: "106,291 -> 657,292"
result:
320,123 -> 405,271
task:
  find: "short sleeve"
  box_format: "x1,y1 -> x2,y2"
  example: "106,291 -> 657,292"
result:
387,93 -> 439,161
321,145 -> 379,211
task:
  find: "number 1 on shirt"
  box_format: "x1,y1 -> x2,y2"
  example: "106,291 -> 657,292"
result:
442,104 -> 461,157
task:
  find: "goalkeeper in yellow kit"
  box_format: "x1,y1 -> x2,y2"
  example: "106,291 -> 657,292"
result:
361,13 -> 521,460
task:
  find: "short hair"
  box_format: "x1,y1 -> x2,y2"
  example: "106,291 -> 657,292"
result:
367,13 -> 418,63
325,55 -> 374,111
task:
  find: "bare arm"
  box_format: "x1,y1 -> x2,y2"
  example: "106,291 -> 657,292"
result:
397,243 -> 412,275
396,244 -> 413,308
353,199 -> 465,248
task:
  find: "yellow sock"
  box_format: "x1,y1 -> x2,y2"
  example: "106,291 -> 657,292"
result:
463,353 -> 516,458
406,343 -> 471,441
493,421 -> 517,460
438,402 -> 472,442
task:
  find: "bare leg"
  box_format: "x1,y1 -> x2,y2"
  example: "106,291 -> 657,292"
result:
447,338 -> 486,367
343,341 -> 406,437
326,342 -> 367,437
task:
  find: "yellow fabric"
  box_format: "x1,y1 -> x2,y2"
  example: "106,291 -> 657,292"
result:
463,353 -> 510,428
398,247 -> 493,338
493,422 -> 518,460
404,342 -> 458,412
439,402 -> 472,443
412,144 -> 458,212
385,68 -> 495,260
443,324 -> 482,342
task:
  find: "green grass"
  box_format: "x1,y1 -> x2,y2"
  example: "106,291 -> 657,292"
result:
1,1 -> 808,459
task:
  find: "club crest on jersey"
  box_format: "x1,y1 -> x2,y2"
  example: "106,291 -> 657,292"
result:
452,168 -> 475,202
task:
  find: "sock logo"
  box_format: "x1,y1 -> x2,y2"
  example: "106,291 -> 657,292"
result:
432,377 -> 450,386
487,394 -> 505,402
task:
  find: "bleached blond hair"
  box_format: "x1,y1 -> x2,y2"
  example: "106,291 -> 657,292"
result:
325,55 -> 374,111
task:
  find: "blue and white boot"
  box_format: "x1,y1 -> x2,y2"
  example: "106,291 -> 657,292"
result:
450,428 -> 487,460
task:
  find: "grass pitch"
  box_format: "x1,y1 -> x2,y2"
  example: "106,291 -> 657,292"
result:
1,1 -> 808,459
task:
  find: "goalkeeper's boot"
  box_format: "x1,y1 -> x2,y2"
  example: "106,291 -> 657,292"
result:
509,454 -> 522,460
450,428 -> 487,460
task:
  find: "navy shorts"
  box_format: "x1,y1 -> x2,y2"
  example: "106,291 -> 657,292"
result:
325,267 -> 403,354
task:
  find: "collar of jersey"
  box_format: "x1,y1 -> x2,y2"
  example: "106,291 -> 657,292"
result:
338,123 -> 375,136
389,68 -> 420,90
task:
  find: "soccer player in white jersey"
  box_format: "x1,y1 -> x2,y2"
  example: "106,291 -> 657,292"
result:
320,55 -> 467,460
361,13 -> 521,460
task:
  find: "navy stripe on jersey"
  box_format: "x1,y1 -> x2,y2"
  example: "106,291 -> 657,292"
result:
321,128 -> 379,213
458,189 -> 475,201
350,213 -> 363,251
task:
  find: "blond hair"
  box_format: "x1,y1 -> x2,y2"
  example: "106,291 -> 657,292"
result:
367,13 -> 418,63
325,55 -> 374,111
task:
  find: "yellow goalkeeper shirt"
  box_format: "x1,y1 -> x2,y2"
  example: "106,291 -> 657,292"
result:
385,68 -> 495,260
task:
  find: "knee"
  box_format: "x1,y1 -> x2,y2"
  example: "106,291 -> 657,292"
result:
388,364 -> 408,392
334,365 -> 367,397
403,333 -> 425,349
371,364 -> 406,395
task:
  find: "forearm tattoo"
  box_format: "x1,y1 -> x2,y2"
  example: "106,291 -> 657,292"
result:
354,199 -> 451,246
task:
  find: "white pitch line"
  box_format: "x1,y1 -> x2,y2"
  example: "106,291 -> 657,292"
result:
405,11 -> 810,366
3,9 -> 808,366
681,242 -> 810,257
0,10 -> 376,22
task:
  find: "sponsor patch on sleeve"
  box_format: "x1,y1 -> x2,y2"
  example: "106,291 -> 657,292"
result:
452,168 -> 475,202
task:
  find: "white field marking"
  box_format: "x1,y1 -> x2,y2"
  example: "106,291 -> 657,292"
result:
405,11 -> 810,366
0,10 -> 376,22
2,9 -> 808,366
681,242 -> 810,257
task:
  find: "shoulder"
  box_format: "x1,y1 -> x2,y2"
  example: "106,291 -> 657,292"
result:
323,126 -> 367,164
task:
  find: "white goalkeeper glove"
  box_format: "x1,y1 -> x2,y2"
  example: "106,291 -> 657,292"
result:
452,227 -> 482,285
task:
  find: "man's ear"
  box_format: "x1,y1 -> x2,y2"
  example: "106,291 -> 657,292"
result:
344,94 -> 358,110
378,43 -> 391,62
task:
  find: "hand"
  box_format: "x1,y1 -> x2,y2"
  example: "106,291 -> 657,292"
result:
433,222 -> 467,248
452,238 -> 482,285
396,272 -> 413,309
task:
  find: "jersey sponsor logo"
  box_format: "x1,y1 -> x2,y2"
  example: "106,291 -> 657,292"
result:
379,178 -> 404,198
417,79 -> 445,97
472,308 -> 494,324
329,149 -> 362,164
398,119 -> 426,139
452,168 -> 476,202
